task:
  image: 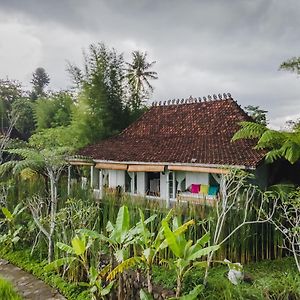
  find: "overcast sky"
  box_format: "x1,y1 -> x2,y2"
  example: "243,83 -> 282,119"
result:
0,0 -> 300,128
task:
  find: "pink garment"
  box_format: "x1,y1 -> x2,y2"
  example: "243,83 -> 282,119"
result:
191,184 -> 200,193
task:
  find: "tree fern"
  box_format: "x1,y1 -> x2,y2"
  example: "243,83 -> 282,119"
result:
233,121 -> 300,164
256,130 -> 286,149
232,122 -> 267,141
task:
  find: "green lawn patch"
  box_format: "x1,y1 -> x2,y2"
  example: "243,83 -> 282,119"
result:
0,277 -> 22,300
0,249 -> 88,300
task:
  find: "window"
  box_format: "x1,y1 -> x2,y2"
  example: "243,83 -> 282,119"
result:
125,171 -> 132,192
145,172 -> 160,197
169,171 -> 177,199
134,172 -> 137,194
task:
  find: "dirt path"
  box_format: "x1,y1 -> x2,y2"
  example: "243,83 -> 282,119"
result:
0,259 -> 66,300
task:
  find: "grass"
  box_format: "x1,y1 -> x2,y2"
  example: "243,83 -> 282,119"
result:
0,277 -> 22,300
0,249 -> 88,300
152,257 -> 300,299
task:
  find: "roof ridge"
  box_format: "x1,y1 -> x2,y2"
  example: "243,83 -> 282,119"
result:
152,92 -> 234,106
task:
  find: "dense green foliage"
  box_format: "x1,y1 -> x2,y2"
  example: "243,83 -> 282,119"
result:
0,249 -> 88,300
34,92 -> 74,131
280,56 -> 300,75
232,121 -> 300,164
0,277 -> 21,300
153,257 -> 300,300
244,105 -> 268,125
30,67 -> 50,100
0,42 -> 158,153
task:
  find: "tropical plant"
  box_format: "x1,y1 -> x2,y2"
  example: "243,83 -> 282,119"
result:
0,144 -> 71,262
0,277 -> 22,300
11,98 -> 35,139
34,92 -> 74,131
68,43 -> 129,146
162,217 -> 219,297
232,121 -> 300,164
0,111 -> 18,164
268,186 -> 300,273
99,205 -> 138,299
46,230 -> 114,298
107,209 -> 171,295
126,51 -> 158,110
81,266 -> 114,300
0,203 -> 26,250
203,170 -> 278,285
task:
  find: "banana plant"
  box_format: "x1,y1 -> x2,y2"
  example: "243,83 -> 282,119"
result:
106,209 -> 174,293
45,230 -> 97,279
140,285 -> 203,300
0,203 -> 26,250
108,209 -> 193,296
162,218 -> 219,297
100,205 -> 138,299
80,266 -> 114,300
131,209 -> 172,294
0,203 -> 26,229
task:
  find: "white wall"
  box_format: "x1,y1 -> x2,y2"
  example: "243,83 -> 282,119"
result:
108,170 -> 125,188
137,172 -> 145,195
185,172 -> 209,188
160,172 -> 168,200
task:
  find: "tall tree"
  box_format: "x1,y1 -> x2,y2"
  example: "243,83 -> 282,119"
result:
126,51 -> 158,111
0,79 -> 24,129
0,134 -> 73,262
68,43 -> 128,146
11,99 -> 35,139
244,105 -> 268,125
280,56 -> 300,75
31,67 -> 50,100
34,92 -> 74,131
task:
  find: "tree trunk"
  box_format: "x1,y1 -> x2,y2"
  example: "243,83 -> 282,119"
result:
48,172 -> 58,263
147,267 -> 153,294
48,236 -> 54,263
203,252 -> 213,286
176,274 -> 182,298
118,273 -> 124,300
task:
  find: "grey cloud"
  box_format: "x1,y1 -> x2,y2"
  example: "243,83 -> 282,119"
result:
0,0 -> 300,127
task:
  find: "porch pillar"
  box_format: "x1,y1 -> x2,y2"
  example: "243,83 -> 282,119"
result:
99,169 -> 103,199
90,166 -> 94,188
172,171 -> 176,200
165,170 -> 170,208
220,174 -> 227,201
67,165 -> 71,196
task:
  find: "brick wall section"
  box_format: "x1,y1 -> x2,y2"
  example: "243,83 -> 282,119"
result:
79,98 -> 265,168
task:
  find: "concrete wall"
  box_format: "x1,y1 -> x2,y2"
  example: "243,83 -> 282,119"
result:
108,170 -> 125,188
185,172 -> 209,188
137,172 -> 146,195
160,172 -> 168,199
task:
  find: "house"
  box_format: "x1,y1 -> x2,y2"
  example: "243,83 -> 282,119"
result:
68,93 -> 266,206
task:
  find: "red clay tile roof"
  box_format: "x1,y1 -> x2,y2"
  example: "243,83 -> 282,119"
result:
79,97 -> 265,169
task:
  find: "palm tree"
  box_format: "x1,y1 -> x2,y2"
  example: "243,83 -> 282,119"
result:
126,51 -> 158,110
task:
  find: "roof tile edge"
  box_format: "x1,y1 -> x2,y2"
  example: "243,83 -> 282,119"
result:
151,92 -> 233,106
